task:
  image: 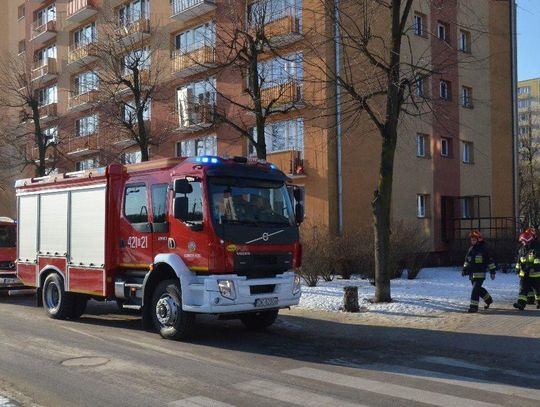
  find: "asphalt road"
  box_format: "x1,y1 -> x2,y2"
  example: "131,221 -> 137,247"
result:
1,294 -> 540,407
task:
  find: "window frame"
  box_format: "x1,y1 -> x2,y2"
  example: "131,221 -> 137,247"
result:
439,80 -> 450,100
462,141 -> 474,164
151,183 -> 169,225
459,30 -> 471,53
416,133 -> 429,158
417,194 -> 428,219
123,183 -> 149,225
413,13 -> 426,37
461,86 -> 473,109
441,137 -> 450,157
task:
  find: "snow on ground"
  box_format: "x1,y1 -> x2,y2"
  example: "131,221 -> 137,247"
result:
299,268 -> 519,315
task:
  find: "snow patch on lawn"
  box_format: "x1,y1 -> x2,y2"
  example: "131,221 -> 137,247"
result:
299,267 -> 518,315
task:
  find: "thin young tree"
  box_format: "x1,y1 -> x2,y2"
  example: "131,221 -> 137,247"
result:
0,52 -> 60,176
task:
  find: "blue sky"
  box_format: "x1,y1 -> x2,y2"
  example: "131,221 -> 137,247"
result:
518,0 -> 540,80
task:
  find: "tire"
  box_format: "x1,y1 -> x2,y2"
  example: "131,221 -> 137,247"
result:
151,279 -> 195,340
240,309 -> 279,331
42,273 -> 74,320
70,295 -> 88,319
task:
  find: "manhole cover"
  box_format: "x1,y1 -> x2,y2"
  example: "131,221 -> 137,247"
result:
61,357 -> 109,367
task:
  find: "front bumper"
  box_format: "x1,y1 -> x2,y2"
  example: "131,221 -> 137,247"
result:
0,271 -> 24,289
182,271 -> 301,314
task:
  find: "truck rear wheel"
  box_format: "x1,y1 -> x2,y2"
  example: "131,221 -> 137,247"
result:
240,310 -> 279,331
42,273 -> 74,320
151,280 -> 195,340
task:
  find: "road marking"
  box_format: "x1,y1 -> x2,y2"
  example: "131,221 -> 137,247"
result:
234,380 -> 366,407
420,356 -> 490,371
365,364 -> 540,401
168,396 -> 236,407
285,367 -> 503,407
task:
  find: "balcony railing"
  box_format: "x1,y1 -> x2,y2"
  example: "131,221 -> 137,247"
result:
171,46 -> 216,77
171,0 -> 216,22
67,0 -> 98,23
37,103 -> 58,123
68,133 -> 99,157
31,20 -> 57,44
115,17 -> 150,45
68,90 -> 99,112
31,58 -> 57,83
263,15 -> 302,47
68,42 -> 98,65
259,81 -> 303,109
178,103 -> 214,130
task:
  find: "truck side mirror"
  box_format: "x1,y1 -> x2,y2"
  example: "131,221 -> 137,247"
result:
295,203 -> 304,224
293,186 -> 304,203
174,197 -> 189,221
174,179 -> 192,194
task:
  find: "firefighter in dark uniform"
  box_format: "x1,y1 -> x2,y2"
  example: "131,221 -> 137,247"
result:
462,231 -> 497,313
513,228 -> 540,310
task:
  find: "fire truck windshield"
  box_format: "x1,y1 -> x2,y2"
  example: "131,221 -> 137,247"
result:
208,177 -> 295,227
0,226 -> 16,248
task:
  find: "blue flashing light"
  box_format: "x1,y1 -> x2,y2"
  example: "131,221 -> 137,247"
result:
210,158 -> 219,164
201,157 -> 209,163
270,164 -> 277,170
193,156 -> 220,164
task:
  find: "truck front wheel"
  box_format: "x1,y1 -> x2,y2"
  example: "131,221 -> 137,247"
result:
240,310 -> 279,331
42,273 -> 74,320
151,280 -> 195,340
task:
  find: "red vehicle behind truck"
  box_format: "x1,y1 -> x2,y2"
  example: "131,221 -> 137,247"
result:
15,156 -> 303,339
0,217 -> 21,291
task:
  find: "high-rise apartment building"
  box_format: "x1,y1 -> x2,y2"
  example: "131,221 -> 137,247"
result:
0,0 -> 516,255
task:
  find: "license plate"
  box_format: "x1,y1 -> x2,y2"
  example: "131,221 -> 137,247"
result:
255,297 -> 278,307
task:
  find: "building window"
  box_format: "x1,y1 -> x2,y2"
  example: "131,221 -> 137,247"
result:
518,86 -> 531,95
35,3 -> 56,27
122,47 -> 151,76
257,52 -> 303,89
441,137 -> 450,157
519,113 -> 530,122
73,22 -> 97,48
74,71 -> 98,95
413,13 -> 426,37
437,22 -> 448,42
122,150 -> 142,164
518,99 -> 531,109
177,134 -> 217,157
18,40 -> 26,55
177,77 -> 216,128
35,45 -> 57,66
462,141 -> 473,164
415,76 -> 427,97
18,5 -> 25,20
76,158 -> 99,171
122,100 -> 151,123
416,134 -> 429,158
174,21 -> 215,54
75,114 -> 98,137
118,0 -> 149,25
461,86 -> 473,108
462,197 -> 475,219
38,85 -> 57,106
459,30 -> 471,53
249,118 -> 304,156
43,127 -> 58,145
439,80 -> 450,100
519,127 -> 530,136
417,194 -> 429,218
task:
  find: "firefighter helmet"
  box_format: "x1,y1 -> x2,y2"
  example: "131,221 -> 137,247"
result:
469,230 -> 483,241
519,228 -> 537,244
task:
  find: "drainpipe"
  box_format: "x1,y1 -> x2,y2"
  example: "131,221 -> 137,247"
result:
334,0 -> 343,234
510,0 -> 519,225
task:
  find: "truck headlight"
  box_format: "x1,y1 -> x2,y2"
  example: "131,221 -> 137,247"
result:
218,280 -> 236,300
292,274 -> 302,295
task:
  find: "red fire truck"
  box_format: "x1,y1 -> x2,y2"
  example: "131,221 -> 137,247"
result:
15,156 -> 303,339
0,217 -> 20,291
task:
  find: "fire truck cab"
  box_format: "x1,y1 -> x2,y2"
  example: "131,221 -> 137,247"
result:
0,217 -> 20,291
16,156 -> 303,339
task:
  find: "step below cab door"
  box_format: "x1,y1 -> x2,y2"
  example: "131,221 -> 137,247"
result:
119,182 -> 153,267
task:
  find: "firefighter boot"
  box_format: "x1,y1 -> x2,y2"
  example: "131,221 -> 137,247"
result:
527,291 -> 535,305
483,294 -> 493,310
468,305 -> 478,313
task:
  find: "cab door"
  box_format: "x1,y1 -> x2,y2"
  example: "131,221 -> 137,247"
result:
119,182 -> 153,267
150,183 -> 170,256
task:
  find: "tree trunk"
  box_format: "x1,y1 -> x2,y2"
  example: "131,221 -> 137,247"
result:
372,132 -> 398,303
32,103 -> 46,177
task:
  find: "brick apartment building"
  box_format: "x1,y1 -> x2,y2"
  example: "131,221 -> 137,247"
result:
0,0 -> 516,254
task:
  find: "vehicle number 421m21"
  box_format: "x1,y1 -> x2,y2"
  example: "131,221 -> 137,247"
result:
127,236 -> 148,249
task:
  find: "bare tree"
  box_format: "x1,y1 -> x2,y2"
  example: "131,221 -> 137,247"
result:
0,53 -> 60,176
74,5 -> 174,162
188,0 -> 304,159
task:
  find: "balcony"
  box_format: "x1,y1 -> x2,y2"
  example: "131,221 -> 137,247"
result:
66,0 -> 98,23
264,15 -> 303,47
67,133 -> 99,157
112,132 -> 139,148
68,42 -> 98,65
68,90 -> 99,112
37,103 -> 57,123
258,81 -> 303,111
115,18 -> 150,46
171,47 -> 216,78
117,69 -> 151,95
31,58 -> 57,84
178,103 -> 214,131
31,20 -> 57,44
171,0 -> 216,22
